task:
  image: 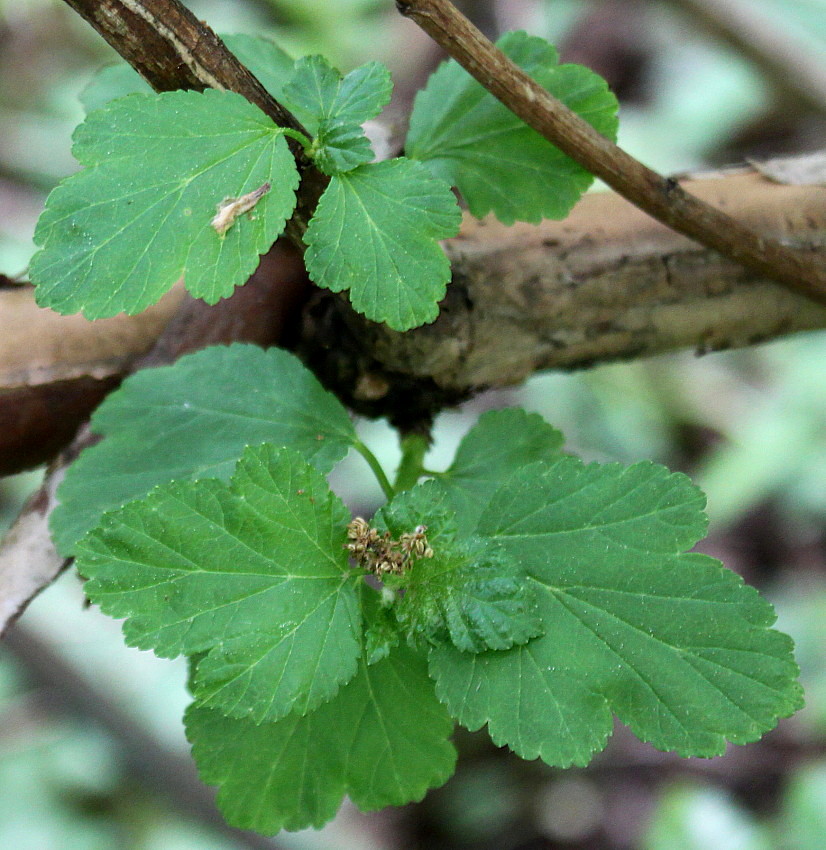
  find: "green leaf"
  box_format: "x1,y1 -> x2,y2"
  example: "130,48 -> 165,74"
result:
51,344 -> 357,555
406,31 -> 619,224
429,458 -> 802,765
283,56 -> 392,173
30,88 -> 299,318
311,122 -> 374,174
186,642 -> 457,833
80,35 -> 297,114
439,408 -> 565,534
224,33 -> 297,104
303,158 -> 461,330
76,444 -> 361,724
363,591 -> 402,665
79,63 -> 149,113
377,481 -> 543,652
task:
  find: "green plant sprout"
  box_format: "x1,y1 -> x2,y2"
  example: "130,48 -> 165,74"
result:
27,28 -> 801,836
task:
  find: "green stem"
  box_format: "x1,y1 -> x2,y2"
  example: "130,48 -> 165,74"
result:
282,127 -> 313,151
394,433 -> 429,493
353,440 -> 395,501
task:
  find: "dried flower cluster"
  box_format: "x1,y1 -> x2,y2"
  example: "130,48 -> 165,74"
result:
345,517 -> 434,576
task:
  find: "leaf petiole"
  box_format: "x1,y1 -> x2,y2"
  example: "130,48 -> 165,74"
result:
394,433 -> 428,492
353,439 -> 395,501
281,127 -> 313,152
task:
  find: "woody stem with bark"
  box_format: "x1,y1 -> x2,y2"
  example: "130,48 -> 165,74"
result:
395,0 -> 826,306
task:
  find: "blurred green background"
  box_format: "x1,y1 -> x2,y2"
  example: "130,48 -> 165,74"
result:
1,0 -> 825,847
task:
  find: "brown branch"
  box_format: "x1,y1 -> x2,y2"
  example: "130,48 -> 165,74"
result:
0,282 -> 182,390
0,282 -> 183,474
296,162 -> 826,420
2,160 -> 824,442
664,0 -> 826,119
394,0 -> 826,305
0,241 -> 310,475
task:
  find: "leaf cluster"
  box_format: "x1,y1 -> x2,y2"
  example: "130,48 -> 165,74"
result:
58,345 -> 803,835
30,26 -> 801,838
30,32 -> 617,331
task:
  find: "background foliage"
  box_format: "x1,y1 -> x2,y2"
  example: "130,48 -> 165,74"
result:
1,0 -> 826,847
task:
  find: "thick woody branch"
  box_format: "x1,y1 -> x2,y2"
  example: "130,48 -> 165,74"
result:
2,163 -> 824,439
296,164 -> 826,422
0,282 -> 182,473
395,0 -> 826,305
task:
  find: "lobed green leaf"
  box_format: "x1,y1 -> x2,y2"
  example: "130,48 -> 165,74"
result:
283,56 -> 391,173
438,408 -> 565,534
31,89 -> 298,317
50,344 -> 357,555
406,31 -> 619,224
186,642 -> 456,833
303,158 -> 461,330
429,458 -> 803,765
76,444 -> 361,724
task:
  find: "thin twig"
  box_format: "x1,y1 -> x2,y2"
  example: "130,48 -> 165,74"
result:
665,0 -> 826,119
394,0 -> 826,306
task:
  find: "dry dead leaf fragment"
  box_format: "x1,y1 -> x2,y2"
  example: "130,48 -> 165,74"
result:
211,182 -> 272,235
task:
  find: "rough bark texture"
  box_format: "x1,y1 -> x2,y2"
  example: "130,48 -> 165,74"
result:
3,164 -> 825,438
295,165 -> 826,425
